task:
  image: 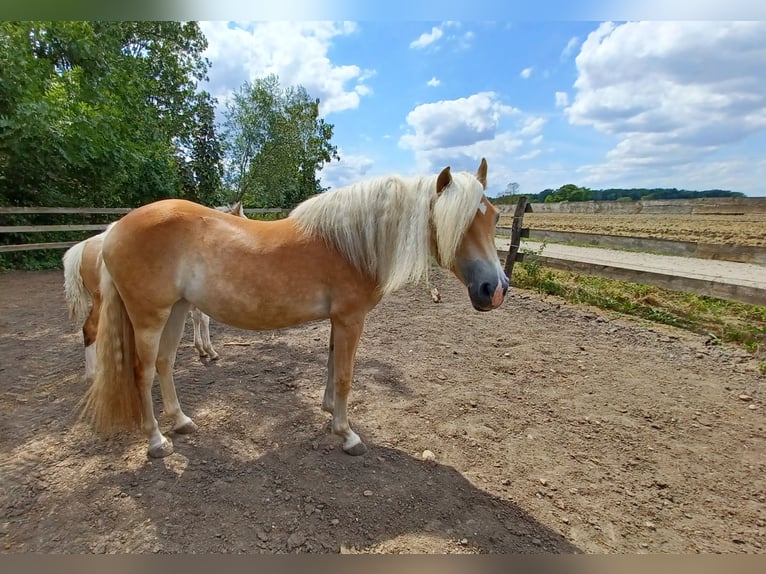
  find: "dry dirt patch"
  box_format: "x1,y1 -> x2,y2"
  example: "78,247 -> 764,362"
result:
1,269 -> 764,553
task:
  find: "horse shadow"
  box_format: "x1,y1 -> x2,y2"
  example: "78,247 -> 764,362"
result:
92,434 -> 582,554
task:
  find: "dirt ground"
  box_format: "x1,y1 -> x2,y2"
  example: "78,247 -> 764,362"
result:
500,213 -> 766,247
1,268 -> 764,554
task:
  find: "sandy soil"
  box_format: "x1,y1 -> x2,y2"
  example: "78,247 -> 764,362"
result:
1,269 -> 764,554
499,213 -> 766,247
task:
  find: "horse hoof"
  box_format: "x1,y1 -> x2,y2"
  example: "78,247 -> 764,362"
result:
148,437 -> 174,458
208,353 -> 220,361
343,441 -> 367,456
174,420 -> 198,435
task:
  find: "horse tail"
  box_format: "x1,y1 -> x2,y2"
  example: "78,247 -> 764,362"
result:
62,239 -> 91,325
79,262 -> 143,434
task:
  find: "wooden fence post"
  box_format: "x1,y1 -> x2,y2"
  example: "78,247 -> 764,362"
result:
503,196 -> 530,278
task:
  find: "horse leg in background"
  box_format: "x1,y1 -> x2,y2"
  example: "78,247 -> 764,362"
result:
82,292 -> 101,381
328,316 -> 367,456
191,308 -> 205,356
157,301 -> 198,436
191,307 -> 220,360
322,324 -> 335,414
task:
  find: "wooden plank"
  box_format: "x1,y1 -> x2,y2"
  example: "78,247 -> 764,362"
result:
0,206 -> 289,215
0,241 -> 80,253
0,207 -> 131,214
503,197 -> 528,277
496,227 -> 766,266
0,224 -> 109,233
243,208 -> 289,214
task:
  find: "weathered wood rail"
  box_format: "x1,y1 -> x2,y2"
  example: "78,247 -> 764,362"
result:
3,204 -> 763,306
0,206 -> 289,253
496,227 -> 766,266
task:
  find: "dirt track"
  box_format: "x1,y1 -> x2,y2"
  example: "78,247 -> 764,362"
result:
500,213 -> 766,247
1,269 -> 764,554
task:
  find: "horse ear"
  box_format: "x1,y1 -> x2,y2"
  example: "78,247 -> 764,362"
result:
476,158 -> 488,190
233,200 -> 244,216
436,166 -> 452,195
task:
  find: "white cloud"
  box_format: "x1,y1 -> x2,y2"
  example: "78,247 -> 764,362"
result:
427,77 -> 441,87
410,26 -> 444,49
566,21 -> 766,192
519,149 -> 542,160
319,151 -> 375,190
520,116 -> 546,136
399,92 -> 518,151
397,92 -> 560,194
199,21 -> 371,117
561,36 -> 580,60
555,91 -> 569,108
520,67 -> 533,79
410,21 -> 473,51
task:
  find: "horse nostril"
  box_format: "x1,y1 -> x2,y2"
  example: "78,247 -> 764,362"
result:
480,282 -> 493,299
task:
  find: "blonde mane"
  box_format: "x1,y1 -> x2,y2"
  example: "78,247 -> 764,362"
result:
290,170 -> 484,295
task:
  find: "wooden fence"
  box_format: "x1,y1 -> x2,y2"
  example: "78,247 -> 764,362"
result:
2,204 -> 763,307
0,206 -> 289,254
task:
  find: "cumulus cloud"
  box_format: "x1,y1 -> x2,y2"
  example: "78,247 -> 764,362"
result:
566,21 -> 766,190
555,91 -> 569,108
520,116 -> 546,136
199,21 -> 371,117
561,36 -> 580,60
410,21 -> 473,52
520,67 -> 533,79
410,26 -> 444,49
318,151 -> 375,190
427,77 -> 441,87
397,92 -> 554,193
399,92 -> 518,151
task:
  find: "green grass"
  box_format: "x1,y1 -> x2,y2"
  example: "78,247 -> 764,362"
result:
512,249 -> 766,367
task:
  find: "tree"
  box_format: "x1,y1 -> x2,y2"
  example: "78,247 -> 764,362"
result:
221,75 -> 339,208
505,182 -> 520,197
183,92 -> 224,205
544,184 -> 592,203
0,21 -> 212,208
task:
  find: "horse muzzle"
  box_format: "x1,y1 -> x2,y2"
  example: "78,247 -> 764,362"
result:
457,260 -> 510,312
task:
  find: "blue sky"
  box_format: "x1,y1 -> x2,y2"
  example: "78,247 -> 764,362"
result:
198,18 -> 766,197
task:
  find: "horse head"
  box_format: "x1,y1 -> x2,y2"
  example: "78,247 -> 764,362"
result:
433,158 -> 509,311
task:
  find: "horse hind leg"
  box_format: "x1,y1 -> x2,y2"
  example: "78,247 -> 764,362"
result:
191,308 -> 206,357
82,297 -> 100,381
157,301 -> 197,436
198,311 -> 219,360
132,317 -> 174,458
328,316 -> 367,456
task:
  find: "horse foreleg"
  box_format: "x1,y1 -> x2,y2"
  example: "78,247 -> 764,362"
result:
157,301 -> 197,435
329,317 -> 367,455
322,324 -> 335,414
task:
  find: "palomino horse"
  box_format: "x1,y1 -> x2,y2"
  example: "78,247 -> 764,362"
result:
80,160 -> 508,458
63,202 -> 246,378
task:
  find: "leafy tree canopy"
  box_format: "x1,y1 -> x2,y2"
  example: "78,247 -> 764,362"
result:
221,74 -> 339,208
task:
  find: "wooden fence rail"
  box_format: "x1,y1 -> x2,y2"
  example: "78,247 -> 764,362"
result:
3,205 -> 763,306
497,226 -> 766,266
0,206 -> 290,254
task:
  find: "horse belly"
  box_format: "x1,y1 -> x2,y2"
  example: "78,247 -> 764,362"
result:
196,288 -> 330,331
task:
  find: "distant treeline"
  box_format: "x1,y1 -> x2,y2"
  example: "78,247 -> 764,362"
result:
492,183 -> 746,205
